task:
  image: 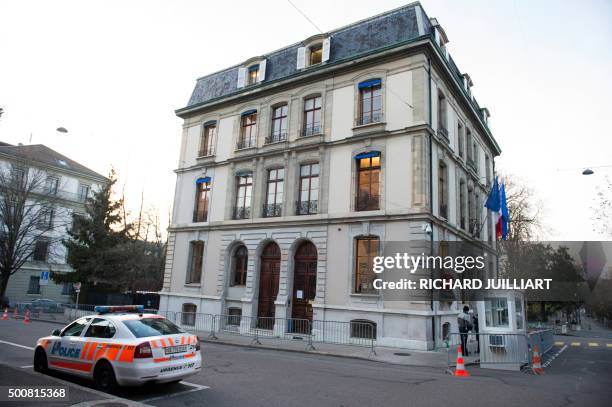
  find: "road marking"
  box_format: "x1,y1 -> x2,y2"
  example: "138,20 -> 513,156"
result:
554,341 -> 565,346
20,365 -> 33,369
571,342 -> 581,347
0,339 -> 34,350
543,344 -> 567,367
607,343 -> 612,348
588,342 -> 599,347
140,381 -> 209,403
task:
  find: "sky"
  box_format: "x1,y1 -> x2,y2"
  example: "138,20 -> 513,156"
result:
1,0 -> 611,240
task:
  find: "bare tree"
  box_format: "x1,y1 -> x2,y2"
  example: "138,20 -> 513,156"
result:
592,176 -> 611,237
502,174 -> 545,241
0,157 -> 69,299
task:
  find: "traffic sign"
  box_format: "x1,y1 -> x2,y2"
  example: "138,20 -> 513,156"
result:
73,282 -> 81,290
39,271 -> 49,286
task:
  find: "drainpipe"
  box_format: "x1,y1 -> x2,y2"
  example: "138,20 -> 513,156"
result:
427,56 -> 436,349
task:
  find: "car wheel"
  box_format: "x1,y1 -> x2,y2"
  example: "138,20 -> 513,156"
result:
33,348 -> 48,373
94,361 -> 118,393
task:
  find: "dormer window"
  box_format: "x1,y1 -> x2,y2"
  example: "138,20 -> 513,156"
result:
297,37 -> 330,69
248,65 -> 259,86
237,59 -> 267,88
309,44 -> 323,66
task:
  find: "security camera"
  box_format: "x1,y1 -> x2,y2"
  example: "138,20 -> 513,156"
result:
423,223 -> 432,235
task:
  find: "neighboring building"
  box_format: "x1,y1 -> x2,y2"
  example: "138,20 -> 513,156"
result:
161,2 -> 501,350
0,143 -> 106,304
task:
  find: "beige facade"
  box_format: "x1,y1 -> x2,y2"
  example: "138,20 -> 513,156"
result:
161,5 -> 501,350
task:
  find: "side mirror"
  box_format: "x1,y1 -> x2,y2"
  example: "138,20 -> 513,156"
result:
51,329 -> 61,336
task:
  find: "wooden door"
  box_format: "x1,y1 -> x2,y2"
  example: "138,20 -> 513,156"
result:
291,242 -> 317,332
257,242 -> 280,329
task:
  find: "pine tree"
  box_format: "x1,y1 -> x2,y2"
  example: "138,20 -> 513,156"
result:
54,169 -> 131,298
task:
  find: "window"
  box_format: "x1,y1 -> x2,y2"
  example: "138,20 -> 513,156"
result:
466,129 -> 473,162
302,96 -> 321,137
61,317 -> 91,337
247,65 -> 259,86
354,237 -> 379,293
264,168 -> 284,217
268,104 -> 288,143
437,91 -> 448,139
458,122 -> 464,158
358,79 -> 382,125
232,245 -> 248,286
309,44 -> 322,65
485,155 -> 491,186
32,239 -> 49,262
45,176 -> 59,195
297,163 -> 319,215
37,207 -> 54,229
12,165 -> 26,186
28,276 -> 40,294
238,112 -> 257,149
438,161 -> 448,219
459,180 -> 466,230
350,319 -> 376,339
485,297 -> 509,328
78,184 -> 90,202
355,153 -> 380,211
199,123 -> 216,156
124,318 -> 183,337
515,298 -> 524,329
84,318 -> 116,338
194,179 -> 210,222
468,188 -> 476,235
181,303 -> 197,326
186,241 -> 204,284
234,174 -> 252,219
227,308 -> 242,326
62,282 -> 74,295
472,141 -> 480,172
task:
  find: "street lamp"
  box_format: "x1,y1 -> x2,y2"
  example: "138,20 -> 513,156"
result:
582,169 -> 594,176
56,127 -> 68,133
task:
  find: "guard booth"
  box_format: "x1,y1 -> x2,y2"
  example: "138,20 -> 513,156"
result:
475,290 -> 527,370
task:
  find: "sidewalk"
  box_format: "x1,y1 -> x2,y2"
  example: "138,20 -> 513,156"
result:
197,331 -> 450,368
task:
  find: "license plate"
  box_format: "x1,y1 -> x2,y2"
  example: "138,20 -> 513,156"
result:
164,345 -> 188,355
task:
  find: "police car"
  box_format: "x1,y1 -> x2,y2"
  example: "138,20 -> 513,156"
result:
33,305 -> 202,392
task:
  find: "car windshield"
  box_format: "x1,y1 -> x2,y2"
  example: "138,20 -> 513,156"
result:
123,318 -> 183,338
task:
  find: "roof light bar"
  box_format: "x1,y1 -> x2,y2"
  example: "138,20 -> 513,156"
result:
95,305 -> 145,314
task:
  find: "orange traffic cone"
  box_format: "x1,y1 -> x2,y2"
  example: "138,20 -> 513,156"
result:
454,345 -> 470,377
531,345 -> 544,375
2,308 -> 8,320
13,308 -> 18,319
23,310 -> 30,325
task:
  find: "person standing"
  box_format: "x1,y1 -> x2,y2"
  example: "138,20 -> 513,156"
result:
472,312 -> 480,353
458,305 -> 473,356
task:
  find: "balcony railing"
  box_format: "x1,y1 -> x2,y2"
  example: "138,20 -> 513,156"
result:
198,145 -> 215,157
301,123 -> 321,137
193,210 -> 208,223
262,203 -> 282,218
296,200 -> 318,215
437,126 -> 449,141
355,112 -> 383,127
439,203 -> 448,220
265,132 -> 287,144
233,206 -> 251,220
469,218 -> 481,238
355,194 -> 380,211
467,158 -> 477,171
236,137 -> 256,150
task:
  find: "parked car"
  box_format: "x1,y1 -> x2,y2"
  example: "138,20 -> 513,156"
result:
28,299 -> 62,313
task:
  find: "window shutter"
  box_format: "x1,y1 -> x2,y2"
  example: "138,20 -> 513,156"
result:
257,59 -> 267,82
237,67 -> 247,88
296,47 -> 306,69
322,38 -> 331,62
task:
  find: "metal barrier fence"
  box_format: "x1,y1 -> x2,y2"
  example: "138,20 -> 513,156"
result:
158,311 -> 376,354
527,329 -> 554,355
10,303 -> 158,325
447,332 -> 530,370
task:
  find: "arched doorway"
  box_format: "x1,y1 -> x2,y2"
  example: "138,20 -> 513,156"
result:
257,242 -> 281,329
291,241 -> 317,332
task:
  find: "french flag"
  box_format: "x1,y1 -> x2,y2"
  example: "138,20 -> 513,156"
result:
485,177 -> 509,240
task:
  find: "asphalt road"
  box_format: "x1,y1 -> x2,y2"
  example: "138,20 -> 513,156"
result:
0,319 -> 611,407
